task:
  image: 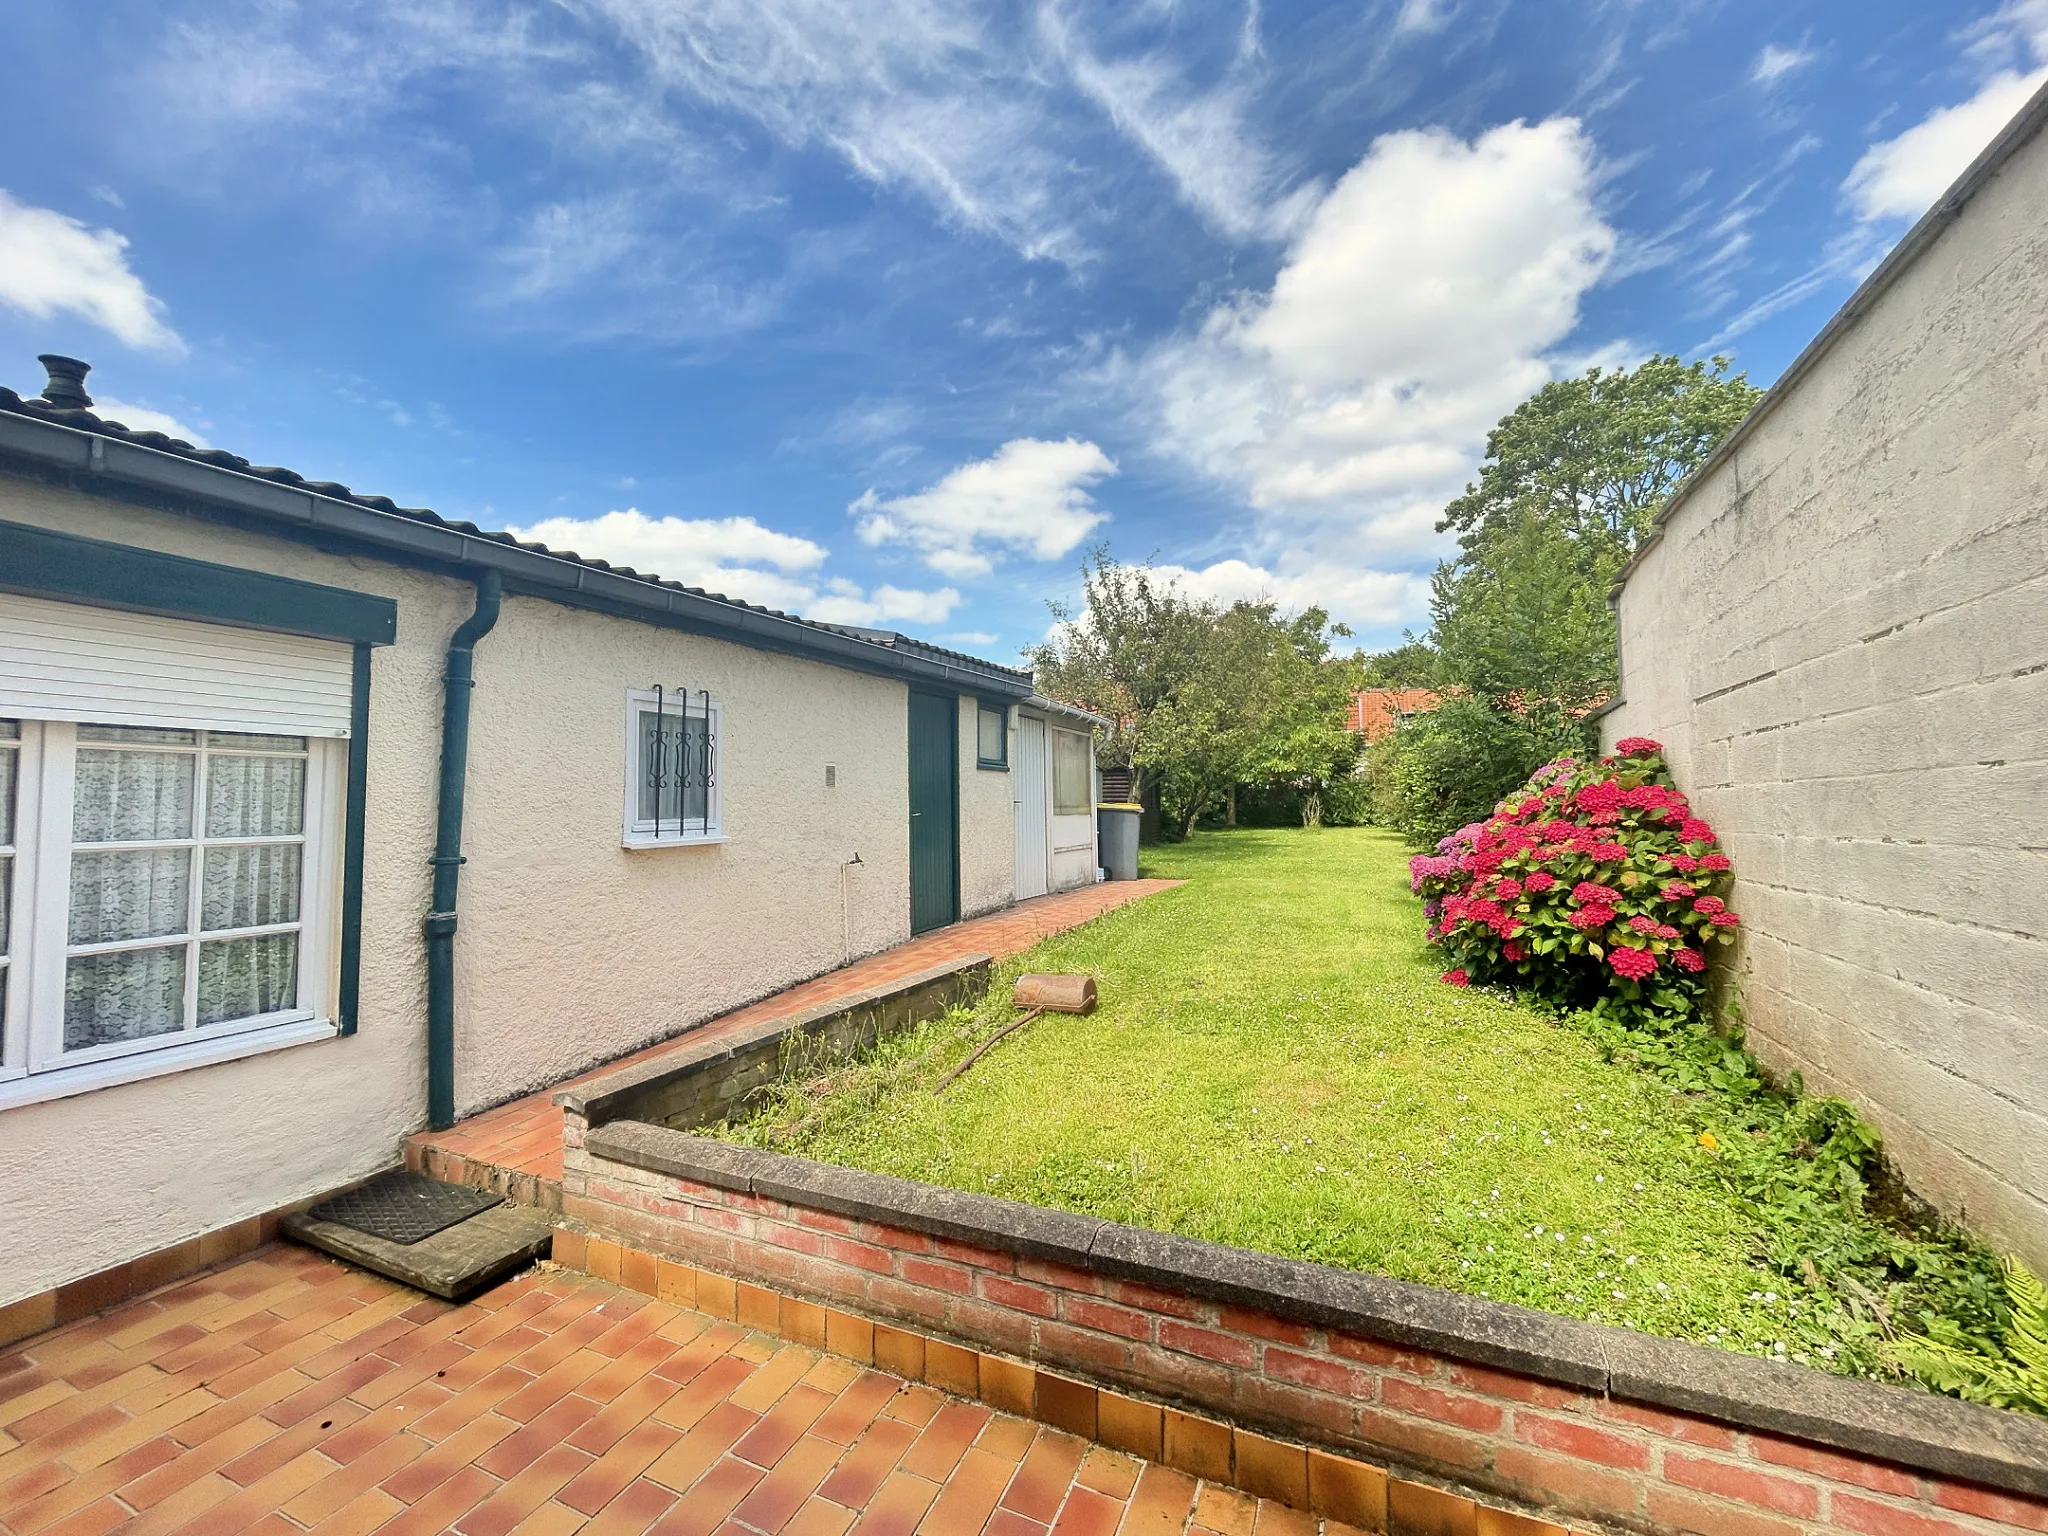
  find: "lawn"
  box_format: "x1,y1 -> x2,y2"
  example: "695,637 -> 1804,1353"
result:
714,828 -> 1920,1370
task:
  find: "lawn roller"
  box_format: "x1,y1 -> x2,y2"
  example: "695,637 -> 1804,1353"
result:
937,973 -> 1096,1090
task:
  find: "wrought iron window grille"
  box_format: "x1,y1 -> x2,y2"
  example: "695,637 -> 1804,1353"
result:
642,684 -> 718,840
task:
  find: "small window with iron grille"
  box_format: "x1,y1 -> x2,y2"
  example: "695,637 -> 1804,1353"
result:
623,687 -> 722,848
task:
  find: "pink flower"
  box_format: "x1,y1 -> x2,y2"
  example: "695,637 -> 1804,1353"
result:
1589,841 -> 1627,861
1495,878 -> 1523,901
1660,882 -> 1695,901
1679,818 -> 1716,845
1673,948 -> 1707,973
1441,969 -> 1470,987
1710,910 -> 1741,928
1657,924 -> 1682,941
1699,853 -> 1732,872
1692,896 -> 1725,916
1667,854 -> 1699,873
1503,941 -> 1527,962
1575,780 -> 1624,816
1615,737 -> 1661,756
1524,872 -> 1557,893
1569,906 -> 1615,931
1571,881 -> 1620,906
1609,947 -> 1658,980
1628,915 -> 1658,933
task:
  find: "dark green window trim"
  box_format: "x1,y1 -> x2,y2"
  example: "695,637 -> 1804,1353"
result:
975,698 -> 1010,771
337,642 -> 372,1036
0,517 -> 397,645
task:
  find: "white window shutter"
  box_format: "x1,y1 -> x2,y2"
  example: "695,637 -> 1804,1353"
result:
0,593 -> 356,737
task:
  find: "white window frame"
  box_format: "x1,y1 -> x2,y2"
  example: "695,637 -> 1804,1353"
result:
0,717 -> 344,1109
621,689 -> 726,850
1052,727 -> 1093,817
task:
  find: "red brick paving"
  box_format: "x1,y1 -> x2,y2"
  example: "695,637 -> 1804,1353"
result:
407,882 -> 1179,1196
0,1250 -> 1368,1534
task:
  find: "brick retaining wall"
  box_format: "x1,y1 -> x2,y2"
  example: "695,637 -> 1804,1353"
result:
560,1117 -> 2048,1536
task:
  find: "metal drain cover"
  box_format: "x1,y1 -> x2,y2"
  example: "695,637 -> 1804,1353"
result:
307,1171 -> 502,1246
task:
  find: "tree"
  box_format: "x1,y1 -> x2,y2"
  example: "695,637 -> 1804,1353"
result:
1031,554 -> 1363,839
1139,601 -> 1362,837
1369,356 -> 1763,845
1438,354 -> 1763,567
1030,550 -> 1216,806
1362,639 -> 1439,690
1429,355 -> 1762,707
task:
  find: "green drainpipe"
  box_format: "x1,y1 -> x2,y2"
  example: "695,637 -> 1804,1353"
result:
425,569 -> 502,1131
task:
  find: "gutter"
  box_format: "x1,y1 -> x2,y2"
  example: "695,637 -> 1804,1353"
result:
425,570 -> 502,1131
0,410 -> 1031,701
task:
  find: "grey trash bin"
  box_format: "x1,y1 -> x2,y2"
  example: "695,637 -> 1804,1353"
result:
1097,803 -> 1141,881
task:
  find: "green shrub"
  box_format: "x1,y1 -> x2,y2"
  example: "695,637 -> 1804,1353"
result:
1892,1260 -> 2048,1413
1371,695 -> 1591,847
1408,738 -> 1736,1027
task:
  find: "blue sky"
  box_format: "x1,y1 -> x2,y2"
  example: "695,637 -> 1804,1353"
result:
3,0 -> 2043,660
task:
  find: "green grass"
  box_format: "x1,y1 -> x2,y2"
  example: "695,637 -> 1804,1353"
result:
712,829 -> 1916,1369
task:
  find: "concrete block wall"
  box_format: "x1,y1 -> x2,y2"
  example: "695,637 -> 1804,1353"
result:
1601,108 -> 2048,1269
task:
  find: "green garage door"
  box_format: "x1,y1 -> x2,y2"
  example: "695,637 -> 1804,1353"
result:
908,691 -> 959,934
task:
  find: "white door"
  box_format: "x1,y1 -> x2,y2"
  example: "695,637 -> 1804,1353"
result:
1013,716 -> 1050,900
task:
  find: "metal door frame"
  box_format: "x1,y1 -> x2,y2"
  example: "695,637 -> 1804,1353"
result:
1012,713 -> 1051,901
907,690 -> 960,933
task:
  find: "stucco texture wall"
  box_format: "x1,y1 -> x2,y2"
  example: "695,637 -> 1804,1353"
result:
453,599 -> 915,1109
1601,125 -> 2048,1268
0,480 -> 1024,1301
0,482 -> 458,1302
956,695 -> 1015,918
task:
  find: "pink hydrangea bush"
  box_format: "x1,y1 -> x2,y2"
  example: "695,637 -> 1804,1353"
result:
1409,738 -> 1740,1023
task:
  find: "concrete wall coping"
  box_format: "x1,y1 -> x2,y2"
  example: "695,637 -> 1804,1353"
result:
554,954 -> 994,1124
581,1118 -> 2048,1502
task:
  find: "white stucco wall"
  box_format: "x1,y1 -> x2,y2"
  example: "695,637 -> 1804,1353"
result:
0,483 -> 456,1302
0,480 -> 1016,1301
453,598 -> 914,1108
957,695 -> 1015,918
1601,121 -> 2048,1269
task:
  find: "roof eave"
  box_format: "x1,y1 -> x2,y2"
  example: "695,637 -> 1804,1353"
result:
0,408 -> 1033,698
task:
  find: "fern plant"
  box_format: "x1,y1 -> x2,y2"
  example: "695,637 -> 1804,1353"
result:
1893,1258 -> 2048,1415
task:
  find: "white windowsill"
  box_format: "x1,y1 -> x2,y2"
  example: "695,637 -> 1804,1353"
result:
0,1017 -> 339,1111
622,833 -> 729,851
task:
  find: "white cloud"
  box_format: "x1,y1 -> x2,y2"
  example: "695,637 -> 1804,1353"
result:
1136,117 -> 1611,519
853,438 -> 1116,578
1147,560 -> 1430,628
810,585 -> 962,626
514,509 -> 826,579
575,0 -> 1087,262
0,190 -> 183,353
508,507 -> 956,627
1750,44 -> 1815,85
944,630 -> 999,646
1396,0 -> 1454,35
1044,7 -> 1312,242
92,397 -> 208,445
1845,1 -> 2048,223
1844,68 -> 2045,221
1101,115 -> 1611,637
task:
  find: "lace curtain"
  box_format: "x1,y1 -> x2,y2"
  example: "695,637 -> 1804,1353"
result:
637,709 -> 710,827
63,727 -> 304,1052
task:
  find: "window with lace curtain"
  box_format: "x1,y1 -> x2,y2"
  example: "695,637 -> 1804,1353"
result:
0,719 -> 343,1081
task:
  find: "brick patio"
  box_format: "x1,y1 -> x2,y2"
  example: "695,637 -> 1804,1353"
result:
0,1247 -> 1362,1536
408,882 -> 1179,1205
